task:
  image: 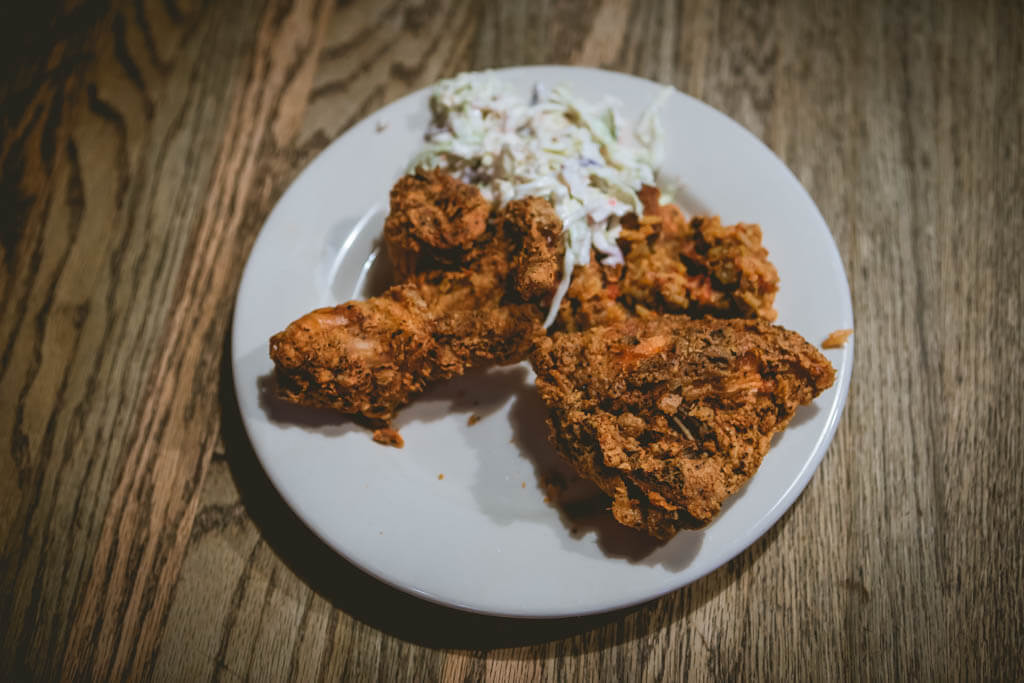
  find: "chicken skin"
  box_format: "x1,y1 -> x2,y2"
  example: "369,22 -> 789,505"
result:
556,185 -> 779,331
271,173 -> 797,464
383,169 -> 493,281
531,315 -> 834,539
270,284 -> 540,424
497,197 -> 565,303
269,173 -> 559,433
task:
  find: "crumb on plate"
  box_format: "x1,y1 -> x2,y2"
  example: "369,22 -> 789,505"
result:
468,413 -> 481,426
372,427 -> 404,448
822,328 -> 854,348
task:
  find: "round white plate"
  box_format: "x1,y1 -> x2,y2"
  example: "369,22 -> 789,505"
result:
232,66 -> 854,618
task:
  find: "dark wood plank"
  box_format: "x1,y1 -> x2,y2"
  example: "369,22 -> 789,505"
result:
0,0 -> 330,679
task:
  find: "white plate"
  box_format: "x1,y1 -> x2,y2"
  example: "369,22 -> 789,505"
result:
232,66 -> 854,618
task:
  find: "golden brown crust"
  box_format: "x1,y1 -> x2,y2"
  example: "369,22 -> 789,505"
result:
270,285 -> 541,423
531,316 -> 835,539
272,174 -> 790,449
383,169 -> 493,280
271,171 -> 553,428
619,215 -> 779,321
557,185 -> 780,330
499,196 -> 565,303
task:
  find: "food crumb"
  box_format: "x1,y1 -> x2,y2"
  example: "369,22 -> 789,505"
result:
521,482 -> 526,489
372,427 -> 404,448
822,328 -> 854,349
438,473 -> 444,480
467,413 -> 482,426
375,120 -> 388,132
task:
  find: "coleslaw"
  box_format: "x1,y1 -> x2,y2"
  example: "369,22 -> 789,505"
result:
409,72 -> 671,327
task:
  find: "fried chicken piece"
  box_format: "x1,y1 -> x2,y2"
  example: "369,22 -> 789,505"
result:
383,169 -> 493,280
388,182 -> 565,309
270,284 -> 540,423
555,259 -> 632,332
498,197 -> 565,303
531,316 -> 835,539
408,262 -> 508,314
621,214 -> 779,320
556,186 -> 780,330
271,173 -> 568,432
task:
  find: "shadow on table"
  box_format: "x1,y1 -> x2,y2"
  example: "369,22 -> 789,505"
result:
219,330 -> 798,652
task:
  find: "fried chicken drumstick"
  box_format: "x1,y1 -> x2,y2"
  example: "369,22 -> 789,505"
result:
531,315 -> 834,540
270,284 -> 539,423
269,171 -> 560,434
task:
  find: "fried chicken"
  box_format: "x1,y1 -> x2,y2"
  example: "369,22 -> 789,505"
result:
620,213 -> 779,320
387,186 -> 565,310
270,172 -> 558,431
271,173 -> 791,461
556,185 -> 779,330
383,169 -> 492,280
498,197 -> 565,303
555,260 -> 631,332
270,284 -> 540,424
531,315 -> 835,539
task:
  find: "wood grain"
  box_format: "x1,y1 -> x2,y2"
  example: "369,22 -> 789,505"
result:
1,0 -> 1022,680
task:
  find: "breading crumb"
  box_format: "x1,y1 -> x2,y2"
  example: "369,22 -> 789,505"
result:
372,427 -> 404,448
437,473 -> 444,480
467,413 -> 481,426
822,328 -> 854,348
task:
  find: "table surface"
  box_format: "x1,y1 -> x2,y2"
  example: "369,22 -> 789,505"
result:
2,0 -> 1021,680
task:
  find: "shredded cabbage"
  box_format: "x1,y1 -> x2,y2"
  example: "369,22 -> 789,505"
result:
410,72 -> 670,327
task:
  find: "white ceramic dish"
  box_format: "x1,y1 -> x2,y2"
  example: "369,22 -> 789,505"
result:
231,66 -> 854,618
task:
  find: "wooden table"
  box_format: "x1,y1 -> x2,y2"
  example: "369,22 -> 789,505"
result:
2,0 -> 1021,679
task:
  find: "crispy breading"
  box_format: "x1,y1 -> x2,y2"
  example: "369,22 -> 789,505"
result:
531,316 -> 835,539
270,284 -> 540,423
621,214 -> 779,320
383,169 -> 492,280
499,196 -> 565,303
272,174 -> 792,454
557,185 -> 779,330
554,259 -> 632,332
271,172 -> 558,431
